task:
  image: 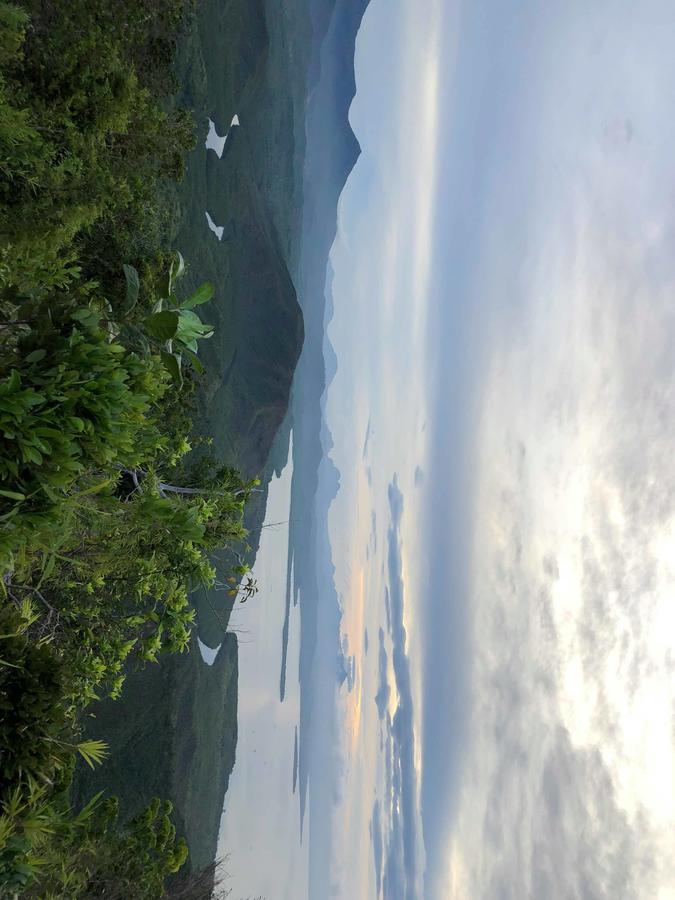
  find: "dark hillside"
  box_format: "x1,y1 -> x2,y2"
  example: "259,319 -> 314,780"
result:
75,634 -> 239,873
165,0 -> 306,478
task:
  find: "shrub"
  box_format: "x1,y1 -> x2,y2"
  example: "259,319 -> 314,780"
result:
24,796 -> 189,899
0,604 -> 68,795
0,294 -> 169,570
0,3 -> 252,896
41,468 -> 252,705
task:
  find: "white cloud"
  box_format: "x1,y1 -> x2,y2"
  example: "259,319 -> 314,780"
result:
443,3 -> 675,894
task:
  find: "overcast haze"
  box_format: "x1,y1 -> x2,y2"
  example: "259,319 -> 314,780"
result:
220,0 -> 675,896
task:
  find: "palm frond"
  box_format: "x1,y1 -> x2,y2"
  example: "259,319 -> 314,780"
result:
77,739 -> 109,769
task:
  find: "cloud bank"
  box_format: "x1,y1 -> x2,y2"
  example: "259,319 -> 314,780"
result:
441,2 -> 675,895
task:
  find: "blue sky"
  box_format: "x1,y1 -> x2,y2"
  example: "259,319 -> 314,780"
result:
218,0 -> 675,896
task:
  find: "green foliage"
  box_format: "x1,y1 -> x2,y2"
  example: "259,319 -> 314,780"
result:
0,2 -> 258,895
0,605 -> 68,795
131,250 -> 214,386
0,4 -> 27,67
1,448 -> 250,713
0,788 -> 189,898
0,0 -> 195,293
0,783 -> 53,893
0,259 -> 253,703
20,796 -> 189,899
0,296 -> 169,571
0,258 -> 252,892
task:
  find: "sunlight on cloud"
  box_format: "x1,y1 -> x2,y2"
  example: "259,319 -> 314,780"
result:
452,209 -> 675,896
441,3 -> 675,895
344,566 -> 366,756
452,124 -> 675,900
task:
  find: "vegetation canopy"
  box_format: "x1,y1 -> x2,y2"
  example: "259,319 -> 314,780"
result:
0,1 -> 257,895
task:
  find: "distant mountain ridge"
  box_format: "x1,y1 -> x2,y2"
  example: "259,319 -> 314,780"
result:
279,2 -> 374,892
281,0 -> 372,700
300,0 -> 371,291
308,0 -> 372,93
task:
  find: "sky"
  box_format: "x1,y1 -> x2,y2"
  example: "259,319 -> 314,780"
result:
217,446 -> 309,900
217,0 -> 675,897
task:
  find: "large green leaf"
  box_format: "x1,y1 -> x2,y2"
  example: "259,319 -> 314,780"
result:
0,488 -> 25,501
160,350 -> 183,387
181,282 -> 214,309
171,251 -> 185,282
157,272 -> 173,300
144,311 -> 179,341
177,309 -> 209,331
156,251 -> 185,300
176,310 -> 214,345
183,348 -> 205,374
71,307 -> 100,329
122,264 -> 140,314
71,478 -> 115,497
2,370 -> 21,394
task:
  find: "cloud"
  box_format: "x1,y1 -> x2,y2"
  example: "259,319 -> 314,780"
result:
427,3 -> 675,897
452,372 -> 675,895
530,729 -> 653,900
376,479 -> 422,900
370,799 -> 384,897
363,415 -> 373,459
383,586 -> 391,634
374,628 -> 390,720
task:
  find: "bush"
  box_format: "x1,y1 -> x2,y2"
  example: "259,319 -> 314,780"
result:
0,791 -> 189,898
0,2 -> 254,895
0,256 -> 252,703
0,604 -> 67,795
0,0 -> 195,293
38,466 -> 252,705
20,796 -> 188,899
0,296 -> 169,571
